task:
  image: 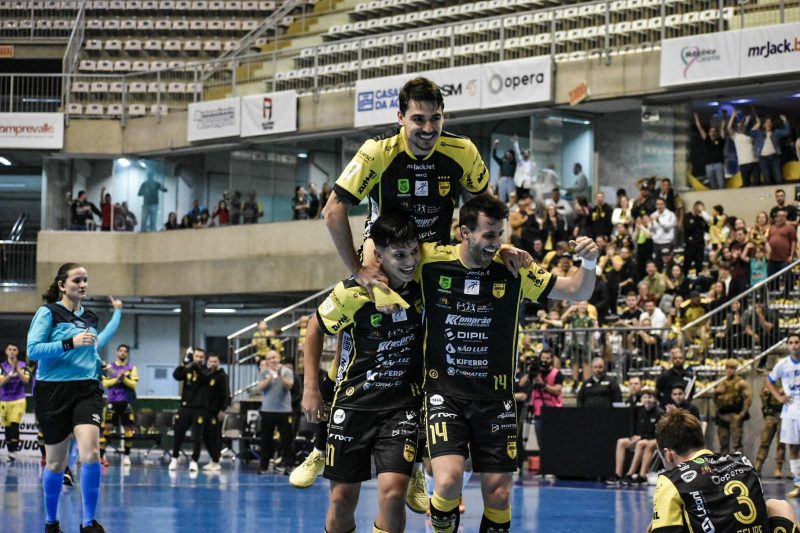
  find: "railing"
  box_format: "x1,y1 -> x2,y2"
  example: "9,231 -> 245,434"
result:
0,240 -> 36,288
227,283 -> 337,400
62,0 -> 87,75
1,0 -> 796,121
8,213 -> 27,241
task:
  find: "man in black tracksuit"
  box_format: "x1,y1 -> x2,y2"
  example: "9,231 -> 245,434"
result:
202,354 -> 230,471
169,347 -> 210,471
577,357 -> 622,408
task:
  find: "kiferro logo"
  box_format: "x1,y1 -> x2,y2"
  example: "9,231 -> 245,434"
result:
680,46 -> 721,78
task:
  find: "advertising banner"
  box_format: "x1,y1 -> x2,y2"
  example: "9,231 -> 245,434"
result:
354,65 -> 482,128
738,22 -> 800,78
660,31 -> 741,87
187,97 -> 240,142
0,413 -> 41,458
480,56 -> 552,109
0,113 -> 63,149
240,90 -> 298,138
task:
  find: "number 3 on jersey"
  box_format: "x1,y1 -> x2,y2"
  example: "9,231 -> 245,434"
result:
428,422 -> 448,446
493,374 -> 507,391
724,480 -> 757,525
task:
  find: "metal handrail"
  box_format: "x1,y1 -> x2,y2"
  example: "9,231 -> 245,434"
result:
227,283 -> 335,340
8,214 -> 27,241
693,337 -> 787,399
61,0 -> 87,75
681,258 -> 800,332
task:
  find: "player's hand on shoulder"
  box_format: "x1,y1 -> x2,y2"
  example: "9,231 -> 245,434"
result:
499,247 -> 533,278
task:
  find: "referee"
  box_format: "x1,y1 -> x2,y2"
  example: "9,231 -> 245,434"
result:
27,262 -> 123,533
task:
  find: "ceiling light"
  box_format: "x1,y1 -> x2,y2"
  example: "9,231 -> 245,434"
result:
297,152 -> 308,159
0,156 -> 11,166
117,158 -> 130,167
205,308 -> 236,314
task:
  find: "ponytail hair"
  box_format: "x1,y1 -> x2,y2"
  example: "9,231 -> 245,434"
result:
43,262 -> 82,303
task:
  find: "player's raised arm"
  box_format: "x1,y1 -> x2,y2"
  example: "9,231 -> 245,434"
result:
548,236 -> 599,301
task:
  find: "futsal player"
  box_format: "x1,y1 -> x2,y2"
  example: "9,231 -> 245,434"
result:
651,408 -> 799,532
0,342 -> 30,462
416,195 -> 598,533
766,332 -> 800,499
27,263 -> 123,533
293,77 -> 491,502
302,212 -> 425,533
99,343 -> 138,467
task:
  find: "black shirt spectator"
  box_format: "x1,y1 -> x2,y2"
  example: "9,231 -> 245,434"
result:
656,348 -> 694,408
589,192 -> 613,239
70,191 -> 101,230
770,189 -> 799,225
577,358 -> 622,408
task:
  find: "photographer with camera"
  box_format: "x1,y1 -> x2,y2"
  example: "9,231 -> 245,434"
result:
522,348 -> 564,456
168,347 -> 210,473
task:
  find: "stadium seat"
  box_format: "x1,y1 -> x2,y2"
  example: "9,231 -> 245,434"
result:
131,60 -> 150,71
167,82 -> 186,94
147,81 -> 167,93
79,59 -> 97,71
87,19 -> 103,30
109,81 -> 125,93
85,103 -> 104,115
66,102 -> 83,115
120,19 -> 136,31
124,40 -> 143,54
104,39 -> 122,52
207,19 -> 223,32
164,40 -> 182,53
137,19 -> 155,32
96,59 -> 114,71
223,40 -> 239,52
107,103 -> 123,116
90,81 -> 109,95
167,60 -> 185,69
184,40 -> 202,53
71,81 -> 90,94
150,60 -> 167,70
171,19 -> 188,31
241,20 -> 258,31
186,81 -> 202,94
128,103 -> 147,116
103,19 -> 120,31
128,81 -> 148,94
175,0 -> 191,10
203,40 -> 222,52
144,40 -> 162,53
113,60 -> 131,72
189,19 -> 207,31
224,20 -> 242,34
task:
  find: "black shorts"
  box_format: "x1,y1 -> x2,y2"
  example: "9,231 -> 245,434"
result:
323,406 -> 419,483
104,401 -> 134,429
424,392 -> 518,473
770,516 -> 799,533
35,380 -> 104,445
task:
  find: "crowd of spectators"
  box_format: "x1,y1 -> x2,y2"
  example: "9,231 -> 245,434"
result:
693,108 -> 798,188
496,170 -> 799,392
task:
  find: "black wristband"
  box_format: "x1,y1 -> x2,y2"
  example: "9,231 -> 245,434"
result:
62,338 -> 75,351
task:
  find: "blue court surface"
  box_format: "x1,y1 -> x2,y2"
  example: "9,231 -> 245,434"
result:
2,458 -> 799,532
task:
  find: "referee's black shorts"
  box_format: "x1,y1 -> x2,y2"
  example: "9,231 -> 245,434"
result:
35,379 -> 104,445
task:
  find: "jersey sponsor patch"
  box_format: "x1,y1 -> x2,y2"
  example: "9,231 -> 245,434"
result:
415,181 -> 429,196
464,279 -> 480,295
397,178 -> 410,194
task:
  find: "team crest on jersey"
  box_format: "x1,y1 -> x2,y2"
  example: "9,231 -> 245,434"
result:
439,276 -> 452,290
492,282 -> 506,298
506,441 -> 517,459
345,386 -> 355,396
439,182 -> 450,196
398,179 -> 410,194
428,369 -> 439,379
370,313 -> 383,327
403,443 -> 416,463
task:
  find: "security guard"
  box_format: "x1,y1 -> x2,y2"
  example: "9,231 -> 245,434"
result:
576,357 -> 623,408
755,377 -> 786,478
713,358 -> 751,455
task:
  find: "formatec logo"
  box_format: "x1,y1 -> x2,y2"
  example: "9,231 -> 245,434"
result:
747,37 -> 800,59
680,46 -> 720,78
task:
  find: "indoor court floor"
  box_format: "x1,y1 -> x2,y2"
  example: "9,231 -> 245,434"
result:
2,458 -> 798,532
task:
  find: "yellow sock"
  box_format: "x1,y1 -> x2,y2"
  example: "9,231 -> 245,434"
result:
372,524 -> 398,533
484,506 -> 511,523
431,492 -> 460,512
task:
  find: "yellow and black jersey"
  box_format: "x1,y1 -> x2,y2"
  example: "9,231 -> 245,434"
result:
334,127 -> 489,244
416,243 -> 554,400
677,298 -> 710,327
317,279 -> 424,411
652,449 -> 770,533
